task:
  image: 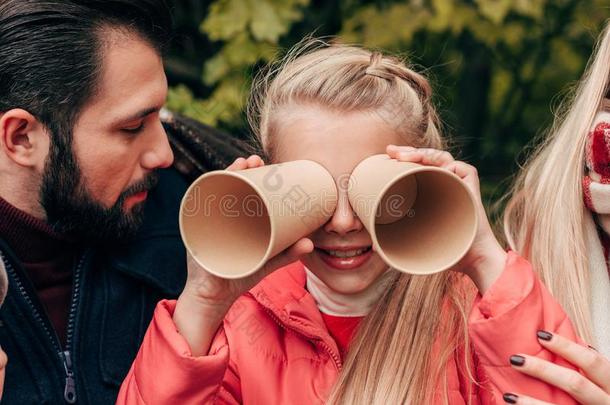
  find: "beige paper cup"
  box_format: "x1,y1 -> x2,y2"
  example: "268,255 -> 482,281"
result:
180,160 -> 338,278
349,154 -> 478,274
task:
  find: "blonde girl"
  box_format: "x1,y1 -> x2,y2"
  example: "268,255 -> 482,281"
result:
118,40 -> 581,404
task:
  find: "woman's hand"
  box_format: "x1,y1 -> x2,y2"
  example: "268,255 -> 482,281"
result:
174,155 -> 314,355
504,332 -> 610,404
0,346 -> 6,401
386,145 -> 507,293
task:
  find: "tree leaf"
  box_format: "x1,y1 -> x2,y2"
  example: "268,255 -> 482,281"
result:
202,54 -> 231,86
201,0 -> 250,40
249,0 -> 287,42
475,0 -> 513,25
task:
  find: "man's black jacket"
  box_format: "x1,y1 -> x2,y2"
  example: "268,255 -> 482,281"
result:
0,168 -> 188,404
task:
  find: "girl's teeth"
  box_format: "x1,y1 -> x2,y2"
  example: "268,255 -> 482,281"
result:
327,248 -> 367,258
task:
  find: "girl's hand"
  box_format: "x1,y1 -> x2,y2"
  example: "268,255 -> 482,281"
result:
386,145 -> 507,293
182,155 -> 313,304
174,155 -> 314,355
504,332 -> 610,404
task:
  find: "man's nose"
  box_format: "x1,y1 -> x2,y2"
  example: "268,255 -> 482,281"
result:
141,122 -> 174,170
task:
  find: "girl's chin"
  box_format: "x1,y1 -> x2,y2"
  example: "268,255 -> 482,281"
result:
303,250 -> 387,294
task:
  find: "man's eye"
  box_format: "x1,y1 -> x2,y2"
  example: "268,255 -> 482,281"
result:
122,122 -> 145,134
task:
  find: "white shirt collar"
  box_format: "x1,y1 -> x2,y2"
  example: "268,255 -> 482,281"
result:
304,266 -> 394,317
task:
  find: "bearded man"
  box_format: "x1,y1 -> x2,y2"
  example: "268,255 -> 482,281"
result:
0,1 -> 242,403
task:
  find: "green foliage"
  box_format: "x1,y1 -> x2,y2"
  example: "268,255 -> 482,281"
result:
166,0 -> 609,188
167,0 -> 309,127
339,0 -> 608,180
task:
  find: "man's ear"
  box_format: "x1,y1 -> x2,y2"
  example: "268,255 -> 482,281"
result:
0,109 -> 50,170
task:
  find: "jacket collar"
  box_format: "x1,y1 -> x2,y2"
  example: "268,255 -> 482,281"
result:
105,233 -> 185,297
249,261 -> 340,354
104,168 -> 188,297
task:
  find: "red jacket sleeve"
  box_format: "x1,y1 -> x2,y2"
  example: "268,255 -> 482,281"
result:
469,251 -> 580,404
116,300 -> 241,405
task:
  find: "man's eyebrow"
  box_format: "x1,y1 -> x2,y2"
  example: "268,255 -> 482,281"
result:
113,106 -> 161,126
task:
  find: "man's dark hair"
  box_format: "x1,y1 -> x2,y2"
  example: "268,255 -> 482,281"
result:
0,0 -> 173,242
0,0 -> 172,139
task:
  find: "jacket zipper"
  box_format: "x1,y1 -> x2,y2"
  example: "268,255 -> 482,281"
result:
1,252 -> 86,404
261,305 -> 342,371
62,253 -> 85,404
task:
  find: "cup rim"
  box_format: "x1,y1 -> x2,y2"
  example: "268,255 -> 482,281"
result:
179,159 -> 337,279
355,156 -> 479,274
179,169 -> 274,279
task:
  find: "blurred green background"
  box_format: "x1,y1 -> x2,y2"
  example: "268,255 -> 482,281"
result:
164,0 -> 610,201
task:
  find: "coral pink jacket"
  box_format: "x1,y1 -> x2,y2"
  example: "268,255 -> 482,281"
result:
117,252 -> 580,404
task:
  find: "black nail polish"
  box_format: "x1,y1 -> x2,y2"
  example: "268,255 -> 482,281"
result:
510,355 -> 525,366
503,393 -> 518,403
537,330 -> 553,341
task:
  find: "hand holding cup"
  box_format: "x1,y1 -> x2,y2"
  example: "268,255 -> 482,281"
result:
174,155 -> 315,355
385,145 -> 507,293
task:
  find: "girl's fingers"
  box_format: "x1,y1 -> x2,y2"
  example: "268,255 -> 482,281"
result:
246,154 -> 265,167
536,332 -> 610,392
509,353 -> 610,405
444,160 -> 480,185
444,161 -> 483,207
247,238 -> 312,294
226,155 -> 265,171
258,238 -> 313,279
386,144 -> 454,167
502,392 -> 554,405
226,157 -> 247,171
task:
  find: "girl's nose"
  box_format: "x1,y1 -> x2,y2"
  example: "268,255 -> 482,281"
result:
323,190 -> 363,235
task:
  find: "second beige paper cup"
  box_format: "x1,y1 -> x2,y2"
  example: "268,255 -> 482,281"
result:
180,160 -> 338,279
349,154 -> 478,275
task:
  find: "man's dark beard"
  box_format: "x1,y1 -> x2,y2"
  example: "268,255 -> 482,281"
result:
40,131 -> 159,244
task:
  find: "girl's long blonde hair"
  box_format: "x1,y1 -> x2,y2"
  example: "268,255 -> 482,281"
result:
248,39 -> 473,404
504,23 -> 610,343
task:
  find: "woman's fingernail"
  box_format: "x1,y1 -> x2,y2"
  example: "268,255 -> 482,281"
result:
509,355 -> 525,366
503,393 -> 518,403
536,330 -> 553,341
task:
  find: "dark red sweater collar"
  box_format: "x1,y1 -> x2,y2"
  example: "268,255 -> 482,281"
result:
0,196 -> 72,262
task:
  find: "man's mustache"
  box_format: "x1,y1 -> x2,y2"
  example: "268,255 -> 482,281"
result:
118,172 -> 160,203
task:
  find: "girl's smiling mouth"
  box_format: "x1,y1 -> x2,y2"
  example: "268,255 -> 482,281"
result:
315,245 -> 373,270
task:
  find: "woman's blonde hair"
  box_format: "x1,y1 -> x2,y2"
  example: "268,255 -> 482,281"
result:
248,38 -> 473,404
504,23 -> 610,342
